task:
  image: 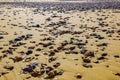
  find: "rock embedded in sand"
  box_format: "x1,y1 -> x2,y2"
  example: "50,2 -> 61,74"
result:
32,24 -> 40,28
22,66 -> 34,73
61,40 -> 68,46
53,62 -> 61,68
49,51 -> 55,56
97,56 -> 105,60
0,72 -> 9,76
31,62 -> 38,68
83,58 -> 91,63
11,56 -> 23,62
69,46 -> 76,51
56,70 -> 64,75
30,71 -> 40,77
4,65 -> 14,70
115,73 -> 120,76
47,70 -> 57,78
26,50 -> 33,55
101,53 -> 108,56
84,51 -> 95,57
35,53 -> 40,56
82,63 -> 93,68
93,60 -> 99,63
114,55 -> 119,58
95,35 -> 104,39
14,37 -> 22,41
48,56 -> 57,63
0,36 -> 4,39
80,49 -> 87,54
45,67 -> 53,74
76,74 -> 82,79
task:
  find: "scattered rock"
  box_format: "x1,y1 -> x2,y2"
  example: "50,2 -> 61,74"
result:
0,36 -> 4,39
114,54 -> 119,58
76,74 -> 82,79
80,49 -> 87,54
32,24 -> 40,28
30,71 -> 40,77
47,70 -> 56,78
97,56 -> 105,60
4,65 -> 14,70
53,62 -> 61,68
115,73 -> 120,76
93,60 -> 99,63
26,50 -> 33,55
101,53 -> 108,56
82,63 -> 93,68
83,58 -> 91,63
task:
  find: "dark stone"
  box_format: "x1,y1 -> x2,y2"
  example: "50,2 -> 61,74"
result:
82,63 -> 93,68
4,66 -> 14,70
35,54 -> 40,56
45,67 -> 53,74
23,66 -> 33,73
14,37 -> 22,41
0,36 -> 4,39
48,57 -> 56,63
56,71 -> 64,75
84,51 -> 95,57
61,40 -> 68,46
95,35 -> 104,39
97,56 -> 105,60
32,24 -> 40,28
26,50 -> 33,55
93,60 -> 99,63
69,46 -> 75,51
31,62 -> 38,68
115,73 -> 120,76
49,51 -> 55,56
0,72 -> 9,75
53,62 -> 61,68
80,49 -> 87,54
101,53 -> 108,56
83,58 -> 91,63
76,74 -> 82,79
77,42 -> 86,46
31,71 -> 40,77
47,71 -> 56,78
114,55 -> 119,58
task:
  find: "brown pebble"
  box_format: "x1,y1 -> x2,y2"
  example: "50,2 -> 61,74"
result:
30,71 -> 40,77
47,70 -> 56,78
25,76 -> 31,79
115,73 -> 120,76
83,58 -> 91,63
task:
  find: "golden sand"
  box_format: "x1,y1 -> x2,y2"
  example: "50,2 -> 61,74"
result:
0,2 -> 120,80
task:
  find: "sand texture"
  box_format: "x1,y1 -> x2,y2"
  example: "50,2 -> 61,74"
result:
0,1 -> 120,80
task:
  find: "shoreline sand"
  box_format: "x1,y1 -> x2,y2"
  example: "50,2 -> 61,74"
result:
0,1 -> 120,80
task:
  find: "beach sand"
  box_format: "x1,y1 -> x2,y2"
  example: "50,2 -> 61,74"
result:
0,1 -> 120,80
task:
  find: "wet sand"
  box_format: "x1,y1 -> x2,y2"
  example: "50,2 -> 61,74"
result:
0,1 -> 120,80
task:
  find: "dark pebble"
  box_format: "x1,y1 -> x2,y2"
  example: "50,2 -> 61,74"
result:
82,63 -> 93,68
97,56 -> 105,60
115,73 -> 120,76
26,50 -> 33,55
93,60 -> 99,63
4,66 -> 14,70
101,53 -> 108,56
83,58 -> 91,63
76,74 -> 82,79
114,55 -> 119,58
0,36 -> 4,39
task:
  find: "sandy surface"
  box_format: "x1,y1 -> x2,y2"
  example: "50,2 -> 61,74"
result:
0,1 -> 120,80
